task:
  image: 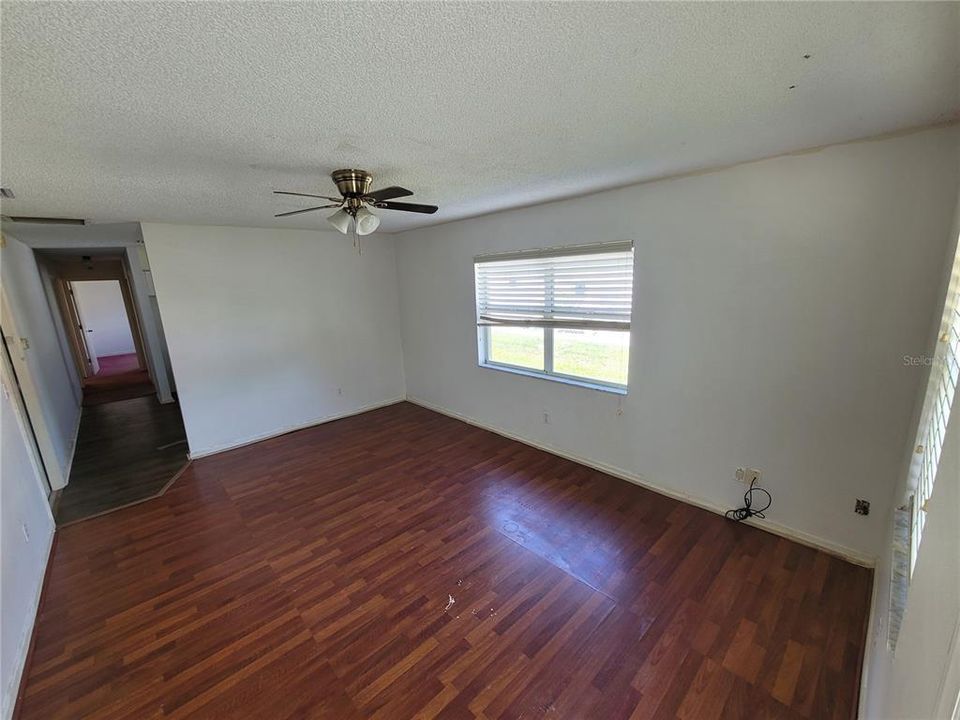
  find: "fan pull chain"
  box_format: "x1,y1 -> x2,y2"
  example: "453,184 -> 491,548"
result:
351,221 -> 362,255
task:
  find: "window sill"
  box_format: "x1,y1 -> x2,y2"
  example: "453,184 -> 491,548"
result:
478,361 -> 628,395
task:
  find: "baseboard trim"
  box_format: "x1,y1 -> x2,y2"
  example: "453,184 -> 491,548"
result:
9,531 -> 57,720
188,397 -> 407,460
59,409 -> 82,489
406,395 -> 876,568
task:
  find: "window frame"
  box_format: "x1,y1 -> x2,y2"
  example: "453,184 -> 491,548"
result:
474,242 -> 633,394
905,246 -> 960,582
478,325 -> 630,394
887,239 -> 959,652
908,301 -> 959,574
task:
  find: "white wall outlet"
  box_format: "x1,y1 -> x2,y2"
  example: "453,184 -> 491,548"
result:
543,412 -> 550,424
735,467 -> 762,484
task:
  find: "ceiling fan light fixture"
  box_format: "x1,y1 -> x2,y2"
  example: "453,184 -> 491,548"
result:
327,208 -> 352,234
354,206 -> 380,236
275,170 -> 438,236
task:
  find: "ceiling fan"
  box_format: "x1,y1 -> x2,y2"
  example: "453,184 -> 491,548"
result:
273,169 -> 438,236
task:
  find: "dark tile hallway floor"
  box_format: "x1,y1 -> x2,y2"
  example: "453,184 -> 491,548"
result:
82,367 -> 156,406
56,395 -> 188,525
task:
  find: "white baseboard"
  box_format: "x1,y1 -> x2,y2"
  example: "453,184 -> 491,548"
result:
61,408 -> 82,486
188,397 -> 406,460
406,395 -> 876,568
2,529 -> 54,720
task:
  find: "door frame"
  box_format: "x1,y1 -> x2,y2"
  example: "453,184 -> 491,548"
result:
0,286 -> 67,490
0,327 -> 53,497
44,256 -> 149,382
54,278 -> 97,379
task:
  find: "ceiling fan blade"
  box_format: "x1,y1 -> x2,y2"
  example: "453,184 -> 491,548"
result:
274,204 -> 340,218
274,190 -> 342,202
364,186 -> 413,202
375,201 -> 439,214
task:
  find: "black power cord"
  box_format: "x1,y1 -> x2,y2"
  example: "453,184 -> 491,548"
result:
725,477 -> 772,522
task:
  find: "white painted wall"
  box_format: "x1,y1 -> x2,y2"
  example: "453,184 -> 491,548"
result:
394,126 -> 960,562
71,280 -> 135,358
1,363 -> 56,720
142,223 -> 406,457
36,263 -> 82,407
0,235 -> 81,488
126,240 -> 176,400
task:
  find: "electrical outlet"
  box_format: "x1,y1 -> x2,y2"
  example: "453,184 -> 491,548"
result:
855,499 -> 870,516
543,412 -> 550,424
735,467 -> 762,485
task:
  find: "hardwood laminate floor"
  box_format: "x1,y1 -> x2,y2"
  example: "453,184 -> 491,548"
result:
19,402 -> 872,719
55,395 -> 188,525
82,368 -> 156,406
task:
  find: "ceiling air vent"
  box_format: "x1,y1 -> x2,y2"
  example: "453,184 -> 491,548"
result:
3,216 -> 87,225
0,188 -> 15,199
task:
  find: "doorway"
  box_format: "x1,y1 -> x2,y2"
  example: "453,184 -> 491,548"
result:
47,255 -> 157,406
31,249 -> 188,523
71,279 -> 140,375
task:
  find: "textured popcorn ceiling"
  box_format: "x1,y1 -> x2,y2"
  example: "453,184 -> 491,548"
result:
1,1 -> 958,233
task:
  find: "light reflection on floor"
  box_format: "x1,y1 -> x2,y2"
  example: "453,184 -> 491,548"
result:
480,467 -> 637,598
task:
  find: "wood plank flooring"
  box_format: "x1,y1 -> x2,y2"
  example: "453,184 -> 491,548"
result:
82,368 -> 156,406
18,402 -> 872,719
55,395 -> 188,525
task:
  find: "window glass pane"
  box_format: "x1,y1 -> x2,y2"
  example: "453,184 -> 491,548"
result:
487,326 -> 544,371
553,329 -> 629,385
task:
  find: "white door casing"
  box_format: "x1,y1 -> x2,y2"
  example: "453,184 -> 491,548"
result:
0,287 -> 69,490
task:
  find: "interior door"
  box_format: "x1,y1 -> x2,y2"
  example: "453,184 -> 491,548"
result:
119,263 -> 149,372
64,281 -> 98,375
52,277 -> 91,380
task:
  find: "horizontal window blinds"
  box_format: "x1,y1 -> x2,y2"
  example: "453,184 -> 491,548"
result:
909,245 -> 960,573
913,303 -> 959,567
475,242 -> 634,330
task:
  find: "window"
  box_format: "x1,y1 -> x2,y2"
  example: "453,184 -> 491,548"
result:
888,240 -> 959,652
906,242 -> 960,574
474,242 -> 634,392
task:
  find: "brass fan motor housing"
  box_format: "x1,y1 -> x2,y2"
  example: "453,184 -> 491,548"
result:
332,169 -> 373,198
272,170 -> 437,220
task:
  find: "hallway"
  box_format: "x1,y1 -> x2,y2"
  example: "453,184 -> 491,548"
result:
82,364 -> 156,406
56,395 -> 188,525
